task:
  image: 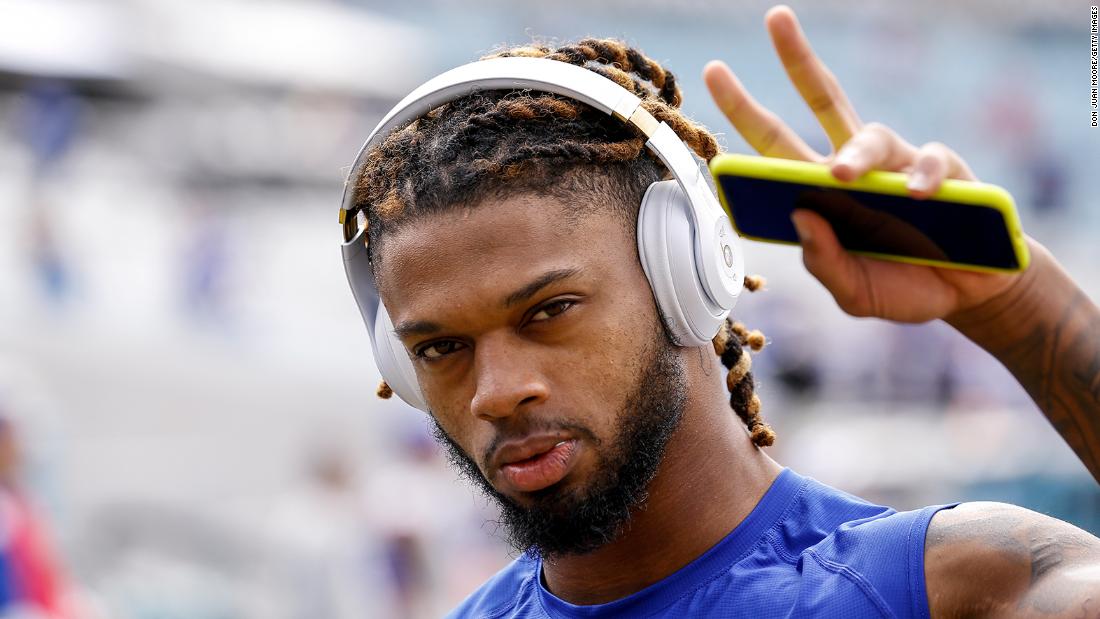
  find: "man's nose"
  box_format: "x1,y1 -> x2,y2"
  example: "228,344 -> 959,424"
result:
469,333 -> 549,421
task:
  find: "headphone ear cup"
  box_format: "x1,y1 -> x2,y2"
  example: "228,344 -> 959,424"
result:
637,180 -> 729,347
373,304 -> 429,412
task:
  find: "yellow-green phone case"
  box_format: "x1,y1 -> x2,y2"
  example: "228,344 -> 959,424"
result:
708,153 -> 1030,274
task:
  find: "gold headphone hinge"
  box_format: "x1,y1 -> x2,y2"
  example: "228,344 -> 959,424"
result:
627,107 -> 659,138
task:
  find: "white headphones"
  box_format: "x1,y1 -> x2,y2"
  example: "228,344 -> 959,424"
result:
339,56 -> 745,412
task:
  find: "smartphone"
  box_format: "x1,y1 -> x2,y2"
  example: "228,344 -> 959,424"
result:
708,153 -> 1030,273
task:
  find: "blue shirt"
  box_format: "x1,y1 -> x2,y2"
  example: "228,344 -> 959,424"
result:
446,468 -> 956,618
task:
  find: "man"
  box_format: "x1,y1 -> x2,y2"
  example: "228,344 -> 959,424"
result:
347,5 -> 1100,617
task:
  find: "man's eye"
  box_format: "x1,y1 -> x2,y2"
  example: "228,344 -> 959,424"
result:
530,300 -> 575,323
416,340 -> 465,360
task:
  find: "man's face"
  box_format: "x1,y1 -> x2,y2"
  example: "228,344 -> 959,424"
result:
376,194 -> 688,555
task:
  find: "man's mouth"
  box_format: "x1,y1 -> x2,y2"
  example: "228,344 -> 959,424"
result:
495,438 -> 580,493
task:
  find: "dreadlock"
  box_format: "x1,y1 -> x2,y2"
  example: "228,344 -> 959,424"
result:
711,292 -> 775,448
357,38 -> 775,447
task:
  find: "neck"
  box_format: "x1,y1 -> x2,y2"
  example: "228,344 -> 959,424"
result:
540,347 -> 782,605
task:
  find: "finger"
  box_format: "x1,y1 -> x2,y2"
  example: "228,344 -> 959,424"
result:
703,60 -> 823,161
906,141 -> 979,199
790,209 -> 871,316
830,122 -> 918,182
765,5 -> 863,151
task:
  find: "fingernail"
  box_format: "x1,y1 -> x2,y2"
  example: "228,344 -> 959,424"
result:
907,170 -> 930,193
834,149 -> 859,168
791,213 -> 812,243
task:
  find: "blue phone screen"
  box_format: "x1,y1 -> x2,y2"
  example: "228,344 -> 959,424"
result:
716,175 -> 1020,270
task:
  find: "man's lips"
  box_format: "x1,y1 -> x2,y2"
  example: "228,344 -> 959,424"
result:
491,435 -> 581,493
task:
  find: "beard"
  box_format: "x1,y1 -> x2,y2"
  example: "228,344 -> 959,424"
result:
428,322 -> 688,558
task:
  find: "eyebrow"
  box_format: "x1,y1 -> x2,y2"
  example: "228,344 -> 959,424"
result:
392,319 -> 444,340
502,267 -> 582,309
390,267 -> 583,340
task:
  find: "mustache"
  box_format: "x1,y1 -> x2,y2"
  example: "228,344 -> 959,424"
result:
480,419 -> 601,471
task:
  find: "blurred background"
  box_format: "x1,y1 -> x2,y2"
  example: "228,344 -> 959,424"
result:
0,0 -> 1096,616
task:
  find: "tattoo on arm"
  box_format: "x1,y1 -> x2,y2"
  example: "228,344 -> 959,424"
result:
1024,526 -> 1098,616
925,503 -> 1100,618
1000,290 -> 1100,479
949,248 -> 1100,482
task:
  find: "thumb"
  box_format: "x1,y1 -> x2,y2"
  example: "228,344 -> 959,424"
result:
790,209 -> 862,311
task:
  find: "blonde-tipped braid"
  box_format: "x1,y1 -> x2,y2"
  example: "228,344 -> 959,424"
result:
743,274 -> 766,292
377,380 -> 393,399
725,353 -> 752,391
711,276 -> 774,447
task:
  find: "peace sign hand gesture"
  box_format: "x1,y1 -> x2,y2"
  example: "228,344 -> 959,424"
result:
703,5 -> 1041,324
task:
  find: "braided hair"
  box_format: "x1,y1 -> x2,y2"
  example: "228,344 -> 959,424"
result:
355,38 -> 776,447
711,279 -> 775,447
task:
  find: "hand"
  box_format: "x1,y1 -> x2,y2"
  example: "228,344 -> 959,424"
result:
703,4 -> 1035,324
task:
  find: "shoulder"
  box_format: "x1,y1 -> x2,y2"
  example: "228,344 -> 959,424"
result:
774,473 -> 896,550
444,552 -> 542,619
798,497 -> 953,619
924,501 -> 1100,618
782,474 -> 942,563
757,473 -> 954,617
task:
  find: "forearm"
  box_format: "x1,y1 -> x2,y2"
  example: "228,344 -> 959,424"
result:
946,243 -> 1100,482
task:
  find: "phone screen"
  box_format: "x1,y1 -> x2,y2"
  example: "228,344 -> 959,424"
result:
715,175 -> 1020,270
